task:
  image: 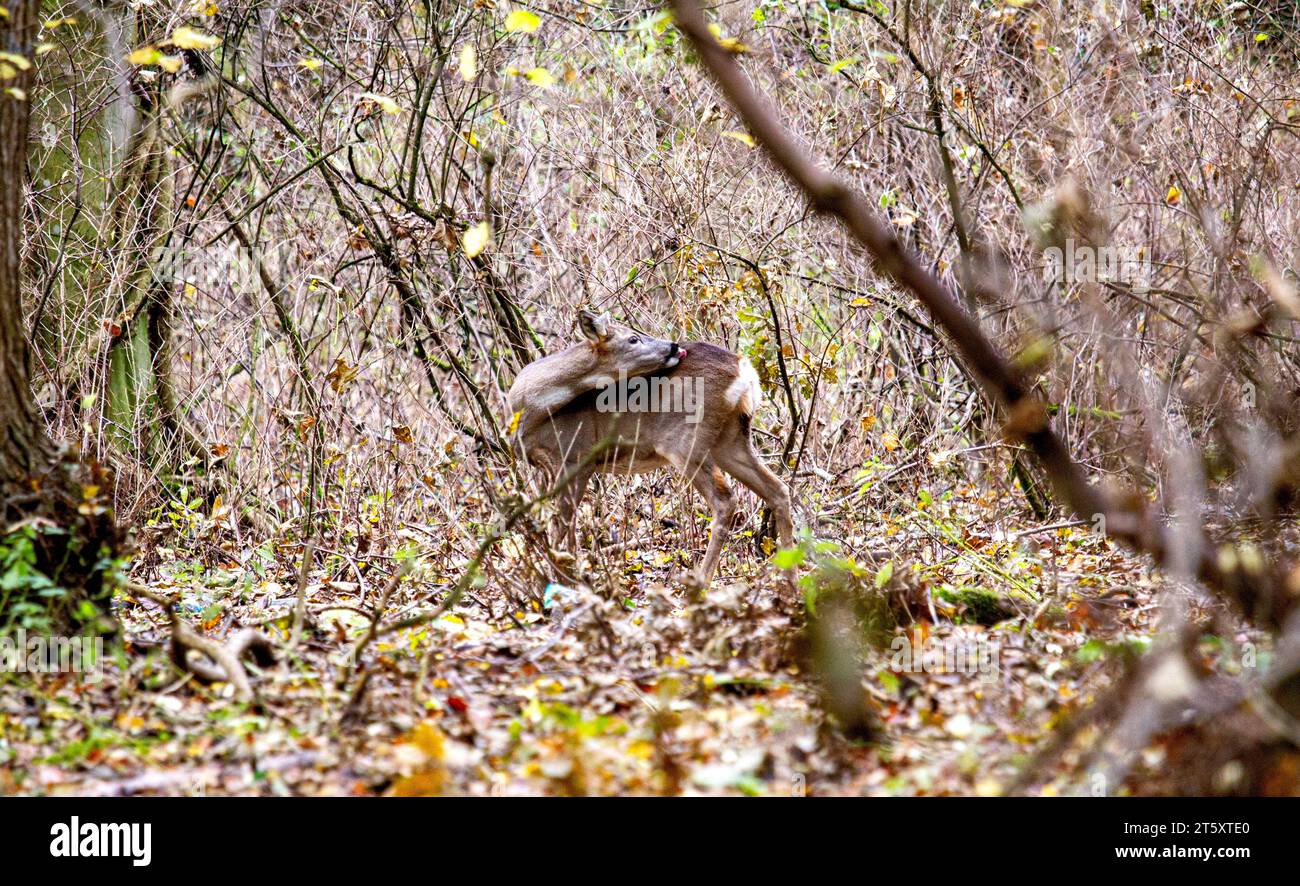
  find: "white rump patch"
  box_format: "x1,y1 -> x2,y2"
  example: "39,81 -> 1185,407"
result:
724,357 -> 761,415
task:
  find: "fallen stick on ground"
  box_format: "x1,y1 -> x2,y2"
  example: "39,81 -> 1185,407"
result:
128,582 -> 276,701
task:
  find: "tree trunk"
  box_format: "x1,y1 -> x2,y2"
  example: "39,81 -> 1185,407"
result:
0,3 -> 47,480
0,0 -> 118,637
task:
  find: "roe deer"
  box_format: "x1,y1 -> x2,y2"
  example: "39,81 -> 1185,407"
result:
509,310 -> 795,591
508,309 -> 685,443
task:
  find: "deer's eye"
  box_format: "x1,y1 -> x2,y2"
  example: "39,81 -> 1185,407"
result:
628,336 -> 640,345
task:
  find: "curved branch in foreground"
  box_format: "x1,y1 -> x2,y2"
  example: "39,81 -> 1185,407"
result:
129,583 -> 275,701
669,0 -> 1295,629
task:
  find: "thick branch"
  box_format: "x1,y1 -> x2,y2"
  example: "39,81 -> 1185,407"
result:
670,0 -> 1292,625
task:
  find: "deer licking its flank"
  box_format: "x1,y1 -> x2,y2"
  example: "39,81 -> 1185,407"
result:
508,309 -> 795,591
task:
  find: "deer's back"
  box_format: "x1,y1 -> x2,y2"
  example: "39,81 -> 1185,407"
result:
518,342 -> 757,474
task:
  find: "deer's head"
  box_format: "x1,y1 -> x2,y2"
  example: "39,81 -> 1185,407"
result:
576,308 -> 686,379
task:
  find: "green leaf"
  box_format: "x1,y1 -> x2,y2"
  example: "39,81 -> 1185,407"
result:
1076,639 -> 1106,663
873,559 -> 894,588
803,583 -> 819,615
771,546 -> 805,569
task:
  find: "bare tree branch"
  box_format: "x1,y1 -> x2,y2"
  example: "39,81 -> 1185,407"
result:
669,0 -> 1295,628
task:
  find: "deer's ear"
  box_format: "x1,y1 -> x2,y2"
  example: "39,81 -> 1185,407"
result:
577,309 -> 610,343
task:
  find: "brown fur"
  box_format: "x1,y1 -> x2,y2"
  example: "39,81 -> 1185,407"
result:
517,342 -> 795,590
508,311 -> 679,442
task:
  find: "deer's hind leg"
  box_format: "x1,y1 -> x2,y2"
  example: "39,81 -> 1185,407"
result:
715,441 -> 796,592
553,462 -> 593,558
674,456 -> 736,589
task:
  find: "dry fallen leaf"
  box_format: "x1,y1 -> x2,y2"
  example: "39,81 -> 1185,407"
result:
326,357 -> 360,393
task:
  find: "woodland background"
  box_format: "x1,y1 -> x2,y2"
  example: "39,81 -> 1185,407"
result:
1,0 -> 1299,796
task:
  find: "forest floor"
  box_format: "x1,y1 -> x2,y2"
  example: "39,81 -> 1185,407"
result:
1,484 -> 1256,797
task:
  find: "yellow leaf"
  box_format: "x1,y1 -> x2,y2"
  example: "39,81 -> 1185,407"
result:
881,432 -> 900,452
393,425 -> 414,445
504,9 -> 541,32
116,712 -> 145,732
458,44 -> 477,80
359,92 -> 402,114
409,721 -> 445,760
299,57 -> 322,70
523,66 -> 555,87
5,86 -> 26,100
35,43 -> 56,56
706,22 -> 748,53
507,410 -> 522,435
169,27 -> 221,50
390,770 -> 445,797
722,130 -> 755,147
462,222 -> 491,259
626,740 -> 655,760
42,17 -> 79,29
126,46 -> 161,66
388,721 -> 448,797
0,51 -> 32,72
124,46 -> 181,73
1165,185 -> 1181,205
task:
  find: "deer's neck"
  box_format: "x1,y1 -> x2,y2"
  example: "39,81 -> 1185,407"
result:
511,343 -> 610,422
542,344 -> 611,397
